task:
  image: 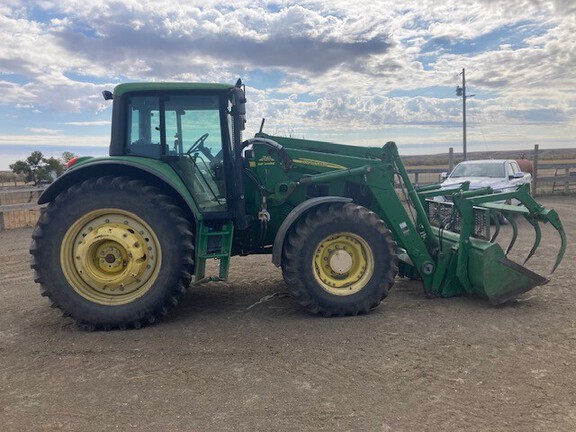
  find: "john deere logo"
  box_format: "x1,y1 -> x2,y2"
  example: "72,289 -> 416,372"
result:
257,155 -> 276,166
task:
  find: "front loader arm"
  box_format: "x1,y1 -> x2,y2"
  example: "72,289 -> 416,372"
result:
366,141 -> 450,295
253,135 -> 566,304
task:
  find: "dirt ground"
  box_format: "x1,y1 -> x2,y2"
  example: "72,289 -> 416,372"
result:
1,196 -> 575,432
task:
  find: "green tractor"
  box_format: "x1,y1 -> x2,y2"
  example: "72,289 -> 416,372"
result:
30,80 -> 566,329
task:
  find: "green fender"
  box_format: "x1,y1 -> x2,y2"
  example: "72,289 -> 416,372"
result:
271,196 -> 353,267
38,157 -> 202,220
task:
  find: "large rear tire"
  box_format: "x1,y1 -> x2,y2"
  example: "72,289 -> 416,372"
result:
30,176 -> 194,330
281,203 -> 398,316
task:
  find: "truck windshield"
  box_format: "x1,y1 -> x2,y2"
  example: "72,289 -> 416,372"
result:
451,163 -> 505,178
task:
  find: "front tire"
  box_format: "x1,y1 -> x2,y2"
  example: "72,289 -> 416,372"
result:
281,203 -> 398,316
30,176 -> 194,330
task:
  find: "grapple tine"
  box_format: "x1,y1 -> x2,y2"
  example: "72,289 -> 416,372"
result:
531,207 -> 565,274
521,203 -> 565,274
551,224 -> 567,274
490,211 -> 501,242
522,215 -> 541,265
505,213 -> 518,255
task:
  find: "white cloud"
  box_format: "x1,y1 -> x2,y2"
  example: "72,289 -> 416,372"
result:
0,0 -> 574,154
65,120 -> 111,126
25,127 -> 63,134
0,133 -> 107,147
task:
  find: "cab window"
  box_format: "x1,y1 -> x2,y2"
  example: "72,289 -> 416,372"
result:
126,96 -> 161,158
124,93 -> 228,213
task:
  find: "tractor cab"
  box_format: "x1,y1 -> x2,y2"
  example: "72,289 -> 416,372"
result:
108,82 -> 246,217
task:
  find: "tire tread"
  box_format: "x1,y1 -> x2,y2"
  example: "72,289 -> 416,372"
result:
282,202 -> 398,317
30,175 -> 194,330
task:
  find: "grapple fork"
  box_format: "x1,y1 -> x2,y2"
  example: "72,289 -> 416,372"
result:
420,183 -> 566,304
480,184 -> 566,274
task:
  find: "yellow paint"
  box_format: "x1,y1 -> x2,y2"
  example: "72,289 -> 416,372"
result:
312,232 -> 374,296
60,209 -> 161,305
293,158 -> 346,170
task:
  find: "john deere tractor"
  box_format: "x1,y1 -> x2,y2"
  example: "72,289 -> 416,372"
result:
30,80 -> 566,329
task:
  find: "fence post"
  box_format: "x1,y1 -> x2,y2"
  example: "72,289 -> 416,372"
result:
448,147 -> 454,172
532,144 -> 539,196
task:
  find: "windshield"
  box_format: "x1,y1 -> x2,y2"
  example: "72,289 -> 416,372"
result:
450,162 -> 505,178
125,94 -> 223,157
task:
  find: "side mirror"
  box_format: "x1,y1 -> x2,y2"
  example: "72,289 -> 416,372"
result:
230,79 -> 246,130
440,172 -> 449,181
510,172 -> 524,180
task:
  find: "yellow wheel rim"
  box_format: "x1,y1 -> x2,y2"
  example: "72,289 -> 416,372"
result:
61,209 -> 161,305
313,232 -> 374,296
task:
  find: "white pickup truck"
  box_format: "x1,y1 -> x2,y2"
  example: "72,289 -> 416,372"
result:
440,159 -> 532,195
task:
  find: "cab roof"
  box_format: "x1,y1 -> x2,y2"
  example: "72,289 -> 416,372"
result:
113,82 -> 234,97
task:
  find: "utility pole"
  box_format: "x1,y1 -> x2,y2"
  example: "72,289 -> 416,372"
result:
456,68 -> 474,161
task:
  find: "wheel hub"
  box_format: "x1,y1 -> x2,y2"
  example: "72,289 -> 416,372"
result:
329,250 -> 353,274
96,242 -> 125,271
76,224 -> 149,290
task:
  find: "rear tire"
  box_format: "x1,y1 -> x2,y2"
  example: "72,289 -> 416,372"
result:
281,203 -> 398,316
30,176 -> 194,330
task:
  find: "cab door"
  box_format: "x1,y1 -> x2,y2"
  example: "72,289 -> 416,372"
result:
124,92 -> 232,215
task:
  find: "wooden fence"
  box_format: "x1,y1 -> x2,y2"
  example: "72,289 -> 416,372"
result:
534,164 -> 576,195
0,188 -> 45,230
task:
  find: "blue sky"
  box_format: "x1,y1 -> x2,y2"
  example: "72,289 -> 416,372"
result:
1,0 -> 575,169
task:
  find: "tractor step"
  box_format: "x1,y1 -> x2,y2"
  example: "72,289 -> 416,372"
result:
194,220 -> 234,283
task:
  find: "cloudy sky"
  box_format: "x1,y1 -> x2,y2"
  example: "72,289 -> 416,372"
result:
0,0 -> 575,169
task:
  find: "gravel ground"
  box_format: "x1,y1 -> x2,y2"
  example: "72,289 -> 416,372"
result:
0,196 -> 575,432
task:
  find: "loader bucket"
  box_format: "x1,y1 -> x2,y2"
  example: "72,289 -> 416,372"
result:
435,229 -> 549,304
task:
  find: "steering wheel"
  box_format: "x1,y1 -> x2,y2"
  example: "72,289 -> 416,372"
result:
186,133 -> 209,155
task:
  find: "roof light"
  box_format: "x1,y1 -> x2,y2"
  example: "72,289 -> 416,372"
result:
66,157 -> 79,169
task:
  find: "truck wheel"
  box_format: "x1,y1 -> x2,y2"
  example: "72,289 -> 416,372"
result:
281,203 -> 398,316
30,176 -> 194,330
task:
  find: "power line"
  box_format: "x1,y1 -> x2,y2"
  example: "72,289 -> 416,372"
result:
466,98 -> 490,152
